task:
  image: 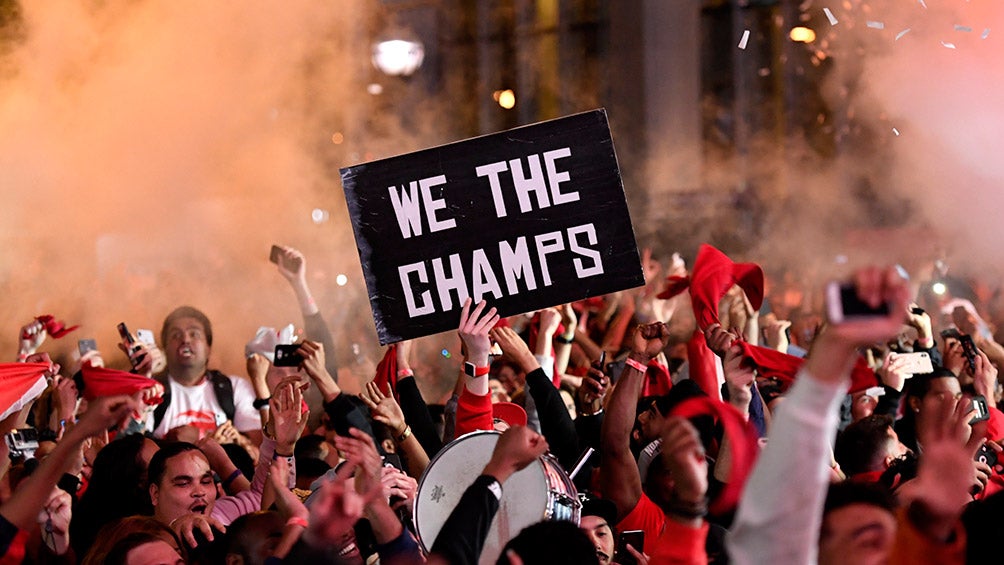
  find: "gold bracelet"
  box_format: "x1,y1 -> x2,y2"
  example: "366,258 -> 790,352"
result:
395,425 -> 412,443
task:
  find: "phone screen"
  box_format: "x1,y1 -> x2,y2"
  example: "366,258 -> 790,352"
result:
615,530 -> 644,565
274,344 -> 303,367
78,338 -> 98,356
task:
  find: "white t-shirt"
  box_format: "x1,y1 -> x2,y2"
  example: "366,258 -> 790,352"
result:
147,373 -> 261,438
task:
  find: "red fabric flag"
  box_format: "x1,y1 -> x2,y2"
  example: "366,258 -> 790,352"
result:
373,345 -> 398,397
670,396 -> 759,515
735,341 -> 878,394
32,314 -> 80,339
0,363 -> 49,421
80,365 -> 162,404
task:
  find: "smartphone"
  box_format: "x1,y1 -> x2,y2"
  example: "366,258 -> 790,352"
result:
971,395 -> 991,424
117,322 -> 146,368
274,344 -> 304,367
117,322 -> 136,345
590,351 -> 607,378
889,351 -> 933,375
5,428 -> 39,459
78,338 -> 98,356
136,329 -> 156,345
614,530 -> 645,565
959,335 -> 979,373
269,244 -> 283,264
826,282 -> 890,323
976,443 -> 998,468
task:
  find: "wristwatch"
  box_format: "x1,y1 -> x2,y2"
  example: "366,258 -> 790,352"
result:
464,362 -> 490,378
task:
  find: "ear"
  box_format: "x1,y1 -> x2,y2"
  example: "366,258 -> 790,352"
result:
884,453 -> 897,469
149,483 -> 159,507
225,555 -> 244,565
908,395 -> 921,414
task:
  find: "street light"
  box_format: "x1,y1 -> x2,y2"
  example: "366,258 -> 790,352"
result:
372,38 -> 425,77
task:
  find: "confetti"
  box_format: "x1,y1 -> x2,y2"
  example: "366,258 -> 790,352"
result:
892,127 -> 900,136
982,28 -> 991,39
941,41 -> 956,49
918,0 -> 927,8
955,25 -> 972,32
739,29 -> 750,49
866,21 -> 885,30
824,8 -> 838,26
896,28 -> 911,40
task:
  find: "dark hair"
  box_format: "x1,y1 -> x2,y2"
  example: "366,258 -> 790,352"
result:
222,443 -> 254,482
225,511 -> 282,560
878,451 -> 919,491
72,434 -> 159,556
294,434 -> 329,461
903,366 -> 959,401
147,441 -> 203,487
822,481 -> 895,519
835,415 -> 896,476
84,516 -> 186,565
161,306 -> 213,347
498,520 -> 599,565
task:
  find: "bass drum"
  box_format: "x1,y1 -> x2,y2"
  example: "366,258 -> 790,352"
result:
414,430 -> 580,564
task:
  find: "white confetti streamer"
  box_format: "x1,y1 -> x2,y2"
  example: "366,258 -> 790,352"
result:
824,8 -> 838,26
896,28 -> 911,40
866,21 -> 885,30
941,41 -> 956,49
739,29 -> 750,49
918,0 -> 927,8
892,128 -> 900,136
955,25 -> 972,32
983,28 -> 991,39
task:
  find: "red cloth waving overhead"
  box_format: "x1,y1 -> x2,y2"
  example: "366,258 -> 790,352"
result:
735,341 -> 878,394
32,314 -> 80,338
658,245 -> 766,399
659,245 -> 765,329
0,363 -> 50,420
80,365 -> 163,404
373,345 -> 398,397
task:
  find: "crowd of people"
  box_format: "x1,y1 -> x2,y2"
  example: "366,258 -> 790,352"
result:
1,242 -> 1003,564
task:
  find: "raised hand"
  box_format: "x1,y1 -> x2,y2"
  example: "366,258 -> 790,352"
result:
481,426 -> 548,484
631,322 -> 671,362
722,344 -> 754,415
269,379 -> 308,451
18,319 -> 47,358
489,326 -> 538,374
359,381 -> 406,437
458,298 -> 500,367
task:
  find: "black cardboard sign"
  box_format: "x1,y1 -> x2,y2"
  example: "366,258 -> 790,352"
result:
340,109 -> 643,344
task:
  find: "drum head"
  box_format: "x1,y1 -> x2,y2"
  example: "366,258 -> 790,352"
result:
414,431 -> 550,565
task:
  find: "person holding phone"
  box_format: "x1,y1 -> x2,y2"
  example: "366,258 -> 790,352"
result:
148,307 -> 262,447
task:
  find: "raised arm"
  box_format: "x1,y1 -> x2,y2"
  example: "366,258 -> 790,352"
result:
454,299 -> 500,437
273,245 -> 340,380
728,266 -> 910,565
360,381 -> 430,477
491,325 -> 580,470
599,322 -> 670,520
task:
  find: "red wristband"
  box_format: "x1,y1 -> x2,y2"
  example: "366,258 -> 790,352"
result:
625,357 -> 648,373
286,516 -> 308,529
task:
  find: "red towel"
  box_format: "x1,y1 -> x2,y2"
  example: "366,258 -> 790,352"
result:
32,314 -> 80,339
80,365 -> 163,404
0,362 -> 50,420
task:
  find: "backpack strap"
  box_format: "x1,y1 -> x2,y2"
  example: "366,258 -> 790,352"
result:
208,370 -> 236,424
152,380 -> 172,431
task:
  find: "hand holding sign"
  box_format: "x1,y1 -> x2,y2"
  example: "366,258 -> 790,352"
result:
341,110 -> 644,344
457,298 -> 500,367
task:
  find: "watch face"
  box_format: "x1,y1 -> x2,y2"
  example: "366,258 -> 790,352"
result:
464,362 -> 476,377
